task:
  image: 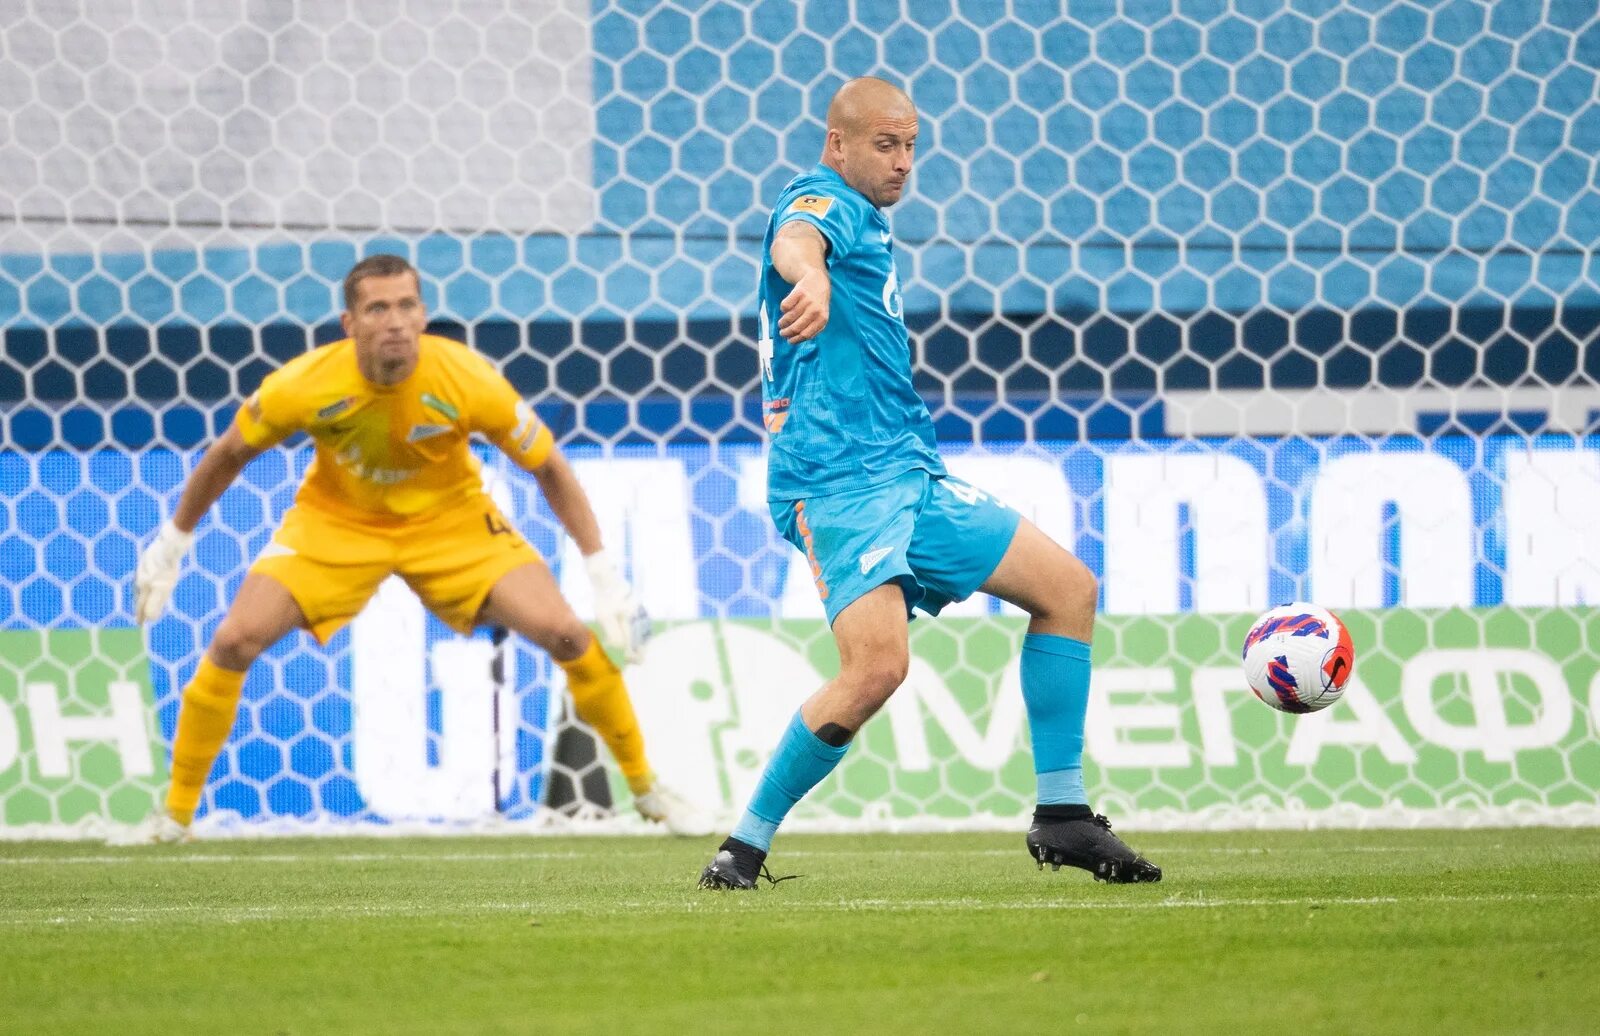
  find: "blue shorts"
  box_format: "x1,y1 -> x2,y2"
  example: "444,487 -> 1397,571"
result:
772,469 -> 1022,625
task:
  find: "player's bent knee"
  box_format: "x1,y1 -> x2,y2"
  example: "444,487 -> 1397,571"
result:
1047,559 -> 1098,631
541,625 -> 591,664
1020,552 -> 1097,636
1062,555 -> 1098,613
207,622 -> 274,671
842,650 -> 909,705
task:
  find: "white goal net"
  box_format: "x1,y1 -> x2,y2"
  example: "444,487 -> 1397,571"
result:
2,0 -> 1598,837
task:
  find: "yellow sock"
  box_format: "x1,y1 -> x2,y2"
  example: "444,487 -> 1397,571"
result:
165,657 -> 246,825
558,636 -> 654,795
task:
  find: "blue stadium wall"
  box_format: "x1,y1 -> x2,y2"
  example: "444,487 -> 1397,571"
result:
4,1 -> 1599,449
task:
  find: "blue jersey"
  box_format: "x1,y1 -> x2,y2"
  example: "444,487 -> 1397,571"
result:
758,164 -> 944,501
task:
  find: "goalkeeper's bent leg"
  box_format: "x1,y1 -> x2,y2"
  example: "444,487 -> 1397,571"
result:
165,657 -> 246,825
558,634 -> 654,795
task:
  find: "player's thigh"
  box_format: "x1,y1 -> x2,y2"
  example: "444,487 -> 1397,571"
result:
476,561 -> 591,662
771,471 -> 923,625
207,572 -> 308,670
250,506 -> 395,645
978,517 -> 1097,639
397,497 -> 544,638
831,581 -> 911,689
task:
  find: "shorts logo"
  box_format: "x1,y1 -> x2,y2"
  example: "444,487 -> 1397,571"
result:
859,547 -> 892,574
257,541 -> 296,560
789,195 -> 833,217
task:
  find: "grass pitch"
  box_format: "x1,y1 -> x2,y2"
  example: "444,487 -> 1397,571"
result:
3,828 -> 1597,1035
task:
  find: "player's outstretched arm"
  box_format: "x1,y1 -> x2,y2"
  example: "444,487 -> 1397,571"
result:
134,424 -> 264,623
530,447 -> 651,663
771,220 -> 831,344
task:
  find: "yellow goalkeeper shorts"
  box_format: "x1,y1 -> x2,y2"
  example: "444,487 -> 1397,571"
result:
248,495 -> 541,643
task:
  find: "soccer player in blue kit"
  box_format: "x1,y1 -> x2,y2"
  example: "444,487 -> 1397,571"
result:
699,78 -> 1161,888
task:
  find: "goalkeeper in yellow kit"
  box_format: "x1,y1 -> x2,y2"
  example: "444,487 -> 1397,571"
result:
128,254 -> 706,838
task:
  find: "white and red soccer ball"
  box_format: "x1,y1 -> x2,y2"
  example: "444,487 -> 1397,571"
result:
1241,603 -> 1355,714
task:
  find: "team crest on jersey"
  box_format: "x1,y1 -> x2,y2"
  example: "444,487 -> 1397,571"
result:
316,396 -> 356,420
421,393 -> 459,420
789,195 -> 833,217
407,424 -> 452,443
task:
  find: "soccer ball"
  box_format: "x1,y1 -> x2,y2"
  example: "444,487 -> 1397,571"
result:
1241,603 -> 1355,714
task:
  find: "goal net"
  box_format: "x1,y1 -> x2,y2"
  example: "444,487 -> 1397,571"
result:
2,0 -> 1598,837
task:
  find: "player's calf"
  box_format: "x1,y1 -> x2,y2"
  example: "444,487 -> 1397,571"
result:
1025,805 -> 1161,884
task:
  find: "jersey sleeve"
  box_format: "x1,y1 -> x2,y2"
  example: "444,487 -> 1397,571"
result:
774,188 -> 867,263
468,361 -> 555,472
233,364 -> 305,448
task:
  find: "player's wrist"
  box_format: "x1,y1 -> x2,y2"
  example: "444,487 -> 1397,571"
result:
584,549 -> 620,582
160,520 -> 197,548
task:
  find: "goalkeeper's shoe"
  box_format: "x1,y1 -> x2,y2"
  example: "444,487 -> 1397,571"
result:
697,836 -> 798,891
108,810 -> 193,846
634,781 -> 715,837
1026,809 -> 1161,884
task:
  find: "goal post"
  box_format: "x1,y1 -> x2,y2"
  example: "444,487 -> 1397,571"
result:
2,1 -> 1598,837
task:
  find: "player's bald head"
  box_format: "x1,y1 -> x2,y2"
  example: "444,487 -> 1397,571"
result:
821,77 -> 918,207
825,77 -> 916,136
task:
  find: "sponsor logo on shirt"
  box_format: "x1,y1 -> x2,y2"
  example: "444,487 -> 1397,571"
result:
334,444 -> 419,484
789,195 -> 833,217
882,267 -> 903,319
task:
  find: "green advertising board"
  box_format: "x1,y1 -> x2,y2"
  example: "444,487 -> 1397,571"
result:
0,629 -> 166,827
621,607 -> 1600,827
4,610 -> 1593,834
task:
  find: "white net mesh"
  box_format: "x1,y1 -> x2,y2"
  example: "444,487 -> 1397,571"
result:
2,0 -> 1598,837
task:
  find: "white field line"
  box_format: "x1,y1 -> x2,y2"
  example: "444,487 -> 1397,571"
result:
0,842 -> 1588,866
0,851 -> 590,866
3,891 -> 1597,929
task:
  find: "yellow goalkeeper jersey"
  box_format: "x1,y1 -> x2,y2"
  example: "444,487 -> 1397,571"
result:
235,334 -> 554,522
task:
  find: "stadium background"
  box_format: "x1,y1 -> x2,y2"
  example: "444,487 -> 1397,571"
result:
1,0 -> 1598,835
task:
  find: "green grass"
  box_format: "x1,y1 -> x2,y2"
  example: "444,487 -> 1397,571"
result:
3,828 -> 1598,1035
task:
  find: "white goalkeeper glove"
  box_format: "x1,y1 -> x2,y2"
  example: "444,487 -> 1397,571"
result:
134,520 -> 194,624
584,550 -> 651,664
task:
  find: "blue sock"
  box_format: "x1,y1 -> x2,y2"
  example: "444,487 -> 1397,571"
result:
729,710 -> 850,852
1021,633 -> 1092,806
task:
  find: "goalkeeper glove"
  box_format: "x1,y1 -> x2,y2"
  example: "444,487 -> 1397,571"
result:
584,550 -> 651,664
134,520 -> 194,624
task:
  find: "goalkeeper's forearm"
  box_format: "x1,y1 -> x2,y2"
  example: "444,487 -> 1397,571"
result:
170,426 -> 261,532
530,450 -> 604,557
